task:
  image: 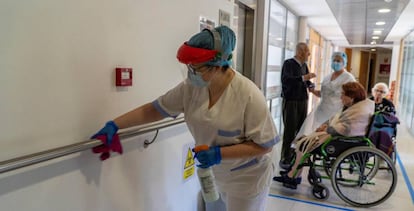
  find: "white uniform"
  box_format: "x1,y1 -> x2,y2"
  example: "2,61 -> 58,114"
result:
296,70 -> 355,138
153,71 -> 279,199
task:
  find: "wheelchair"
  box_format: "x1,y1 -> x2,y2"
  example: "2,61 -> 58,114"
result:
367,111 -> 400,163
289,113 -> 398,208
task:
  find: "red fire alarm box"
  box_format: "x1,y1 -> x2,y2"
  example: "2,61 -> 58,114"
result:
115,67 -> 133,86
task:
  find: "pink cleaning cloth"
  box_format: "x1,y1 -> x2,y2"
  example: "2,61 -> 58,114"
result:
92,134 -> 123,161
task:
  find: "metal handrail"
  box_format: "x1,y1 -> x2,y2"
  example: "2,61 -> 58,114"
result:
0,117 -> 186,174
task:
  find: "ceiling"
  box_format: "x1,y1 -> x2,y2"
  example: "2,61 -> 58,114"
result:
279,0 -> 414,47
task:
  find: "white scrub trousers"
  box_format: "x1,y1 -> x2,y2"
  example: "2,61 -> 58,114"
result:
204,187 -> 270,211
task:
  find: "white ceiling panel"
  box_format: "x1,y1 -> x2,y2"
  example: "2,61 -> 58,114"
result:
280,0 -> 413,47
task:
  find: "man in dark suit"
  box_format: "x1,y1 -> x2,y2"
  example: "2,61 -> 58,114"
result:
279,42 -> 316,169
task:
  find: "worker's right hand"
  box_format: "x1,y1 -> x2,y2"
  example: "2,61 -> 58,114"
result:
91,121 -> 119,145
307,82 -> 315,91
194,146 -> 222,168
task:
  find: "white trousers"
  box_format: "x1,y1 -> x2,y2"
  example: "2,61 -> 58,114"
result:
204,187 -> 270,211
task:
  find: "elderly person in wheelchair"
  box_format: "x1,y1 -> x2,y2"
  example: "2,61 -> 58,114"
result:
370,82 -> 395,114
274,81 -> 374,189
368,82 -> 399,163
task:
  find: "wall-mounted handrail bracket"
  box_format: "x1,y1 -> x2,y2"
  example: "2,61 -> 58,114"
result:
143,129 -> 159,148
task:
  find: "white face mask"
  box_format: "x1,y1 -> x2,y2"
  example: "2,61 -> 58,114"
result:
187,65 -> 210,87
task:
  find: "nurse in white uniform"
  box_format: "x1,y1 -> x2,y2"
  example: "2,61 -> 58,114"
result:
296,52 -> 355,138
92,26 -> 279,211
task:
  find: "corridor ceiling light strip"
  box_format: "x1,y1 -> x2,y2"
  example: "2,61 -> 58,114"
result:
373,30 -> 383,35
378,8 -> 391,13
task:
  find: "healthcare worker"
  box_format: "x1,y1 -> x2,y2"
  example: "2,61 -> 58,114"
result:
92,25 -> 279,211
295,51 -> 355,138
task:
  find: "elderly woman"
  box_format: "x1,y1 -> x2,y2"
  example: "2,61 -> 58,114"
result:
274,82 -> 374,189
370,82 -> 396,114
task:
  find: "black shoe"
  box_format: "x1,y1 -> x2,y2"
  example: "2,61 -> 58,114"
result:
273,175 -> 286,183
279,170 -> 287,175
278,171 -> 302,184
273,174 -> 298,189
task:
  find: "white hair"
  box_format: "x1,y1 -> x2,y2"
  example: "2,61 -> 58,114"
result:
372,82 -> 389,95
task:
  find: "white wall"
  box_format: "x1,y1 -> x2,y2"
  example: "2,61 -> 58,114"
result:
375,51 -> 392,85
390,43 -> 400,83
0,0 -> 234,210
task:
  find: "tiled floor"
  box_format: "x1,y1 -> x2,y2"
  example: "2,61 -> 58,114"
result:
267,122 -> 414,211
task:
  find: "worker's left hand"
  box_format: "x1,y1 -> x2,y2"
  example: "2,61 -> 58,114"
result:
194,146 -> 222,168
91,121 -> 119,145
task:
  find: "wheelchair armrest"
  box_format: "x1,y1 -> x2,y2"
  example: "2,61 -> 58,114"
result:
374,123 -> 395,128
331,135 -> 365,141
320,135 -> 371,157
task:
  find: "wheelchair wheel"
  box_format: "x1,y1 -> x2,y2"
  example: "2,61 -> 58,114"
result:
322,157 -> 335,177
330,146 -> 397,207
391,141 -> 397,165
334,153 -> 379,187
308,168 -> 322,185
312,183 -> 329,200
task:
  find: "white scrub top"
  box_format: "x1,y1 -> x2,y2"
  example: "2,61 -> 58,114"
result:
153,71 -> 279,197
296,70 -> 355,138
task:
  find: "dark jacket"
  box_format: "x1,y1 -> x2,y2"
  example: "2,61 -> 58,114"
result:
369,96 -> 396,114
281,58 -> 312,101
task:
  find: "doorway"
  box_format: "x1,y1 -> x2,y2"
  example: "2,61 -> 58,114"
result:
234,0 -> 255,80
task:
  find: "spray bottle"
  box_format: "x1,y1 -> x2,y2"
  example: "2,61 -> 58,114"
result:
193,145 -> 220,202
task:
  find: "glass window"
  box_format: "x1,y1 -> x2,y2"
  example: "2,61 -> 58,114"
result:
268,0 -> 286,49
285,11 -> 298,59
267,1 -> 286,93
264,0 -> 300,134
399,32 -> 414,132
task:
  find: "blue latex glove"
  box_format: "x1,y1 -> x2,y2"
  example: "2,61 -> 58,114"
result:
194,146 -> 222,168
91,121 -> 119,145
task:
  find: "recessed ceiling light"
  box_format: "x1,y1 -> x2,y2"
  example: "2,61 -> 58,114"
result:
376,21 -> 386,25
378,8 -> 391,13
373,30 -> 382,35
371,49 -> 377,51
384,0 -> 392,3
370,41 -> 377,45
372,36 -> 380,39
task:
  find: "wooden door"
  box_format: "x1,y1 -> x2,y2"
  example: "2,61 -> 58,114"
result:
345,48 -> 353,72
359,51 -> 370,89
